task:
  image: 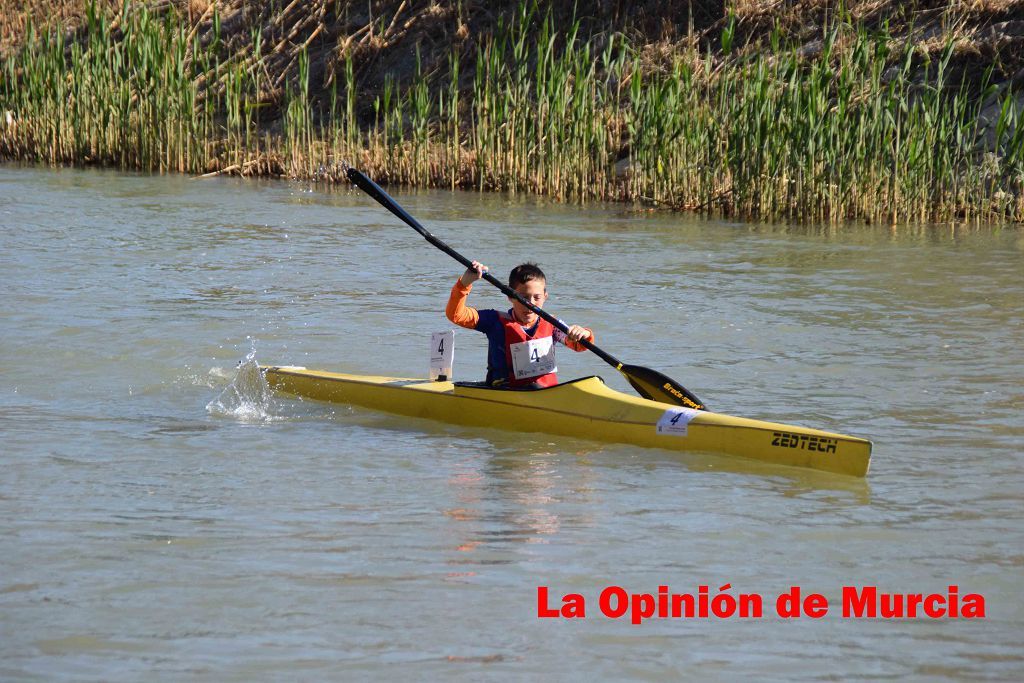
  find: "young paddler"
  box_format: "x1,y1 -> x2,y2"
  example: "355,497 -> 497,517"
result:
446,261 -> 594,388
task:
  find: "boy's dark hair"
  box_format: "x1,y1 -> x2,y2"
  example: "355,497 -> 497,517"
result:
509,262 -> 546,289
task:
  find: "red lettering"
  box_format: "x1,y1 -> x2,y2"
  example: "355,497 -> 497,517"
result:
837,585 -> 985,619
777,587 -> 826,618
924,593 -> 945,618
657,585 -> 670,617
632,593 -> 655,625
537,587 -> 586,618
600,586 -> 628,619
562,593 -> 586,618
740,593 -> 764,618
843,585 -> 876,618
777,586 -> 801,618
710,584 -> 735,618
804,593 -> 828,618
673,593 -> 695,618
906,593 -> 923,617
962,593 -> 985,618
880,593 -> 903,618
537,586 -> 559,618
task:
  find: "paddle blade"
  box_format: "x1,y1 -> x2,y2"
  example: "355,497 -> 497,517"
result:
619,365 -> 707,411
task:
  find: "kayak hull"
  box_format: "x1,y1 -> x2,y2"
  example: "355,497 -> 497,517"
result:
263,367 -> 872,477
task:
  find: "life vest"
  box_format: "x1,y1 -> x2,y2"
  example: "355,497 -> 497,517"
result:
499,312 -> 558,388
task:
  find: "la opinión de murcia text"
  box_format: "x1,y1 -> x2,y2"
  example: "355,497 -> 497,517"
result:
538,585 -> 986,624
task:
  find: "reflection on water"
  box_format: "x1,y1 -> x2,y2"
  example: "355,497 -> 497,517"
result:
1,165 -> 1021,680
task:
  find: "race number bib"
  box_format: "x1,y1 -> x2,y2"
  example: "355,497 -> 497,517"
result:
429,330 -> 455,380
656,407 -> 700,436
509,337 -> 557,380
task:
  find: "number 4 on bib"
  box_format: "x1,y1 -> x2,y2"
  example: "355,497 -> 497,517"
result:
430,330 -> 455,381
656,407 -> 699,436
509,337 -> 557,380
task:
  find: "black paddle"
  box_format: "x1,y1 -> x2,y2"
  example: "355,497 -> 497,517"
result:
346,167 -> 707,411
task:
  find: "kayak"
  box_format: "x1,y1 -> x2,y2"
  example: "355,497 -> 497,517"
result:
263,366 -> 872,477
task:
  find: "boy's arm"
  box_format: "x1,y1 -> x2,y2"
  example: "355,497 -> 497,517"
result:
557,325 -> 594,352
446,279 -> 480,329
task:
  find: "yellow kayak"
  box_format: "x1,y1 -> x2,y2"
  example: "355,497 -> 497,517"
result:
263,367 -> 872,477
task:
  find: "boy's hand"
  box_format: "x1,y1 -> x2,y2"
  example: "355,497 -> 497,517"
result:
459,261 -> 488,286
566,325 -> 591,344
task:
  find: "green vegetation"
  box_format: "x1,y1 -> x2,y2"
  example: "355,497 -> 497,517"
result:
1,1 -> 1021,223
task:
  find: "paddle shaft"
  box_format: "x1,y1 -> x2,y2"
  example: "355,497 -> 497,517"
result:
347,168 -> 623,368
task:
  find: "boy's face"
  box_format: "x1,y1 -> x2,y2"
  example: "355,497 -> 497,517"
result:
509,278 -> 547,326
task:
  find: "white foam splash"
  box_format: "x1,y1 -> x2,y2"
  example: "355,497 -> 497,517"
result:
206,366 -> 235,381
205,350 -> 278,422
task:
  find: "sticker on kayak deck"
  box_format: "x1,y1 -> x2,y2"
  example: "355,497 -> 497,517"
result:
656,407 -> 700,436
429,330 -> 455,380
510,337 -> 557,380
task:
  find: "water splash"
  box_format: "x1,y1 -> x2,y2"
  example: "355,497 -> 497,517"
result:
205,350 -> 278,422
206,366 -> 235,382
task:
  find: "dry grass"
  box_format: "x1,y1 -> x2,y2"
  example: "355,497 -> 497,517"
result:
0,0 -> 120,51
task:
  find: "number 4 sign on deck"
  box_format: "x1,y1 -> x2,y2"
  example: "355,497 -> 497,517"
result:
430,330 -> 455,381
656,407 -> 700,436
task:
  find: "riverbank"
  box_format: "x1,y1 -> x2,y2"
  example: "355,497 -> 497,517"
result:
2,1 -> 1023,224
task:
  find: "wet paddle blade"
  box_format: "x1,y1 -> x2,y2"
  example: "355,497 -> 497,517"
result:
619,365 -> 707,411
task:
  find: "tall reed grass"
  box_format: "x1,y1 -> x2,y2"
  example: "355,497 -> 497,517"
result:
1,1 -> 1021,224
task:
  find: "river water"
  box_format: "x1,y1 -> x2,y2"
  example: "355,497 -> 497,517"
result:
1,165 -> 1022,680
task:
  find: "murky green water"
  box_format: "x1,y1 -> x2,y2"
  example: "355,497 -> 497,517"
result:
1,165 -> 1022,680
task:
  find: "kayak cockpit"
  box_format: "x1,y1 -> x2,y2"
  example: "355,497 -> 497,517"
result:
452,375 -> 606,392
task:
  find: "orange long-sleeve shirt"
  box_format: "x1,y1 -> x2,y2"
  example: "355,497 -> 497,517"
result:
445,279 -> 480,329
